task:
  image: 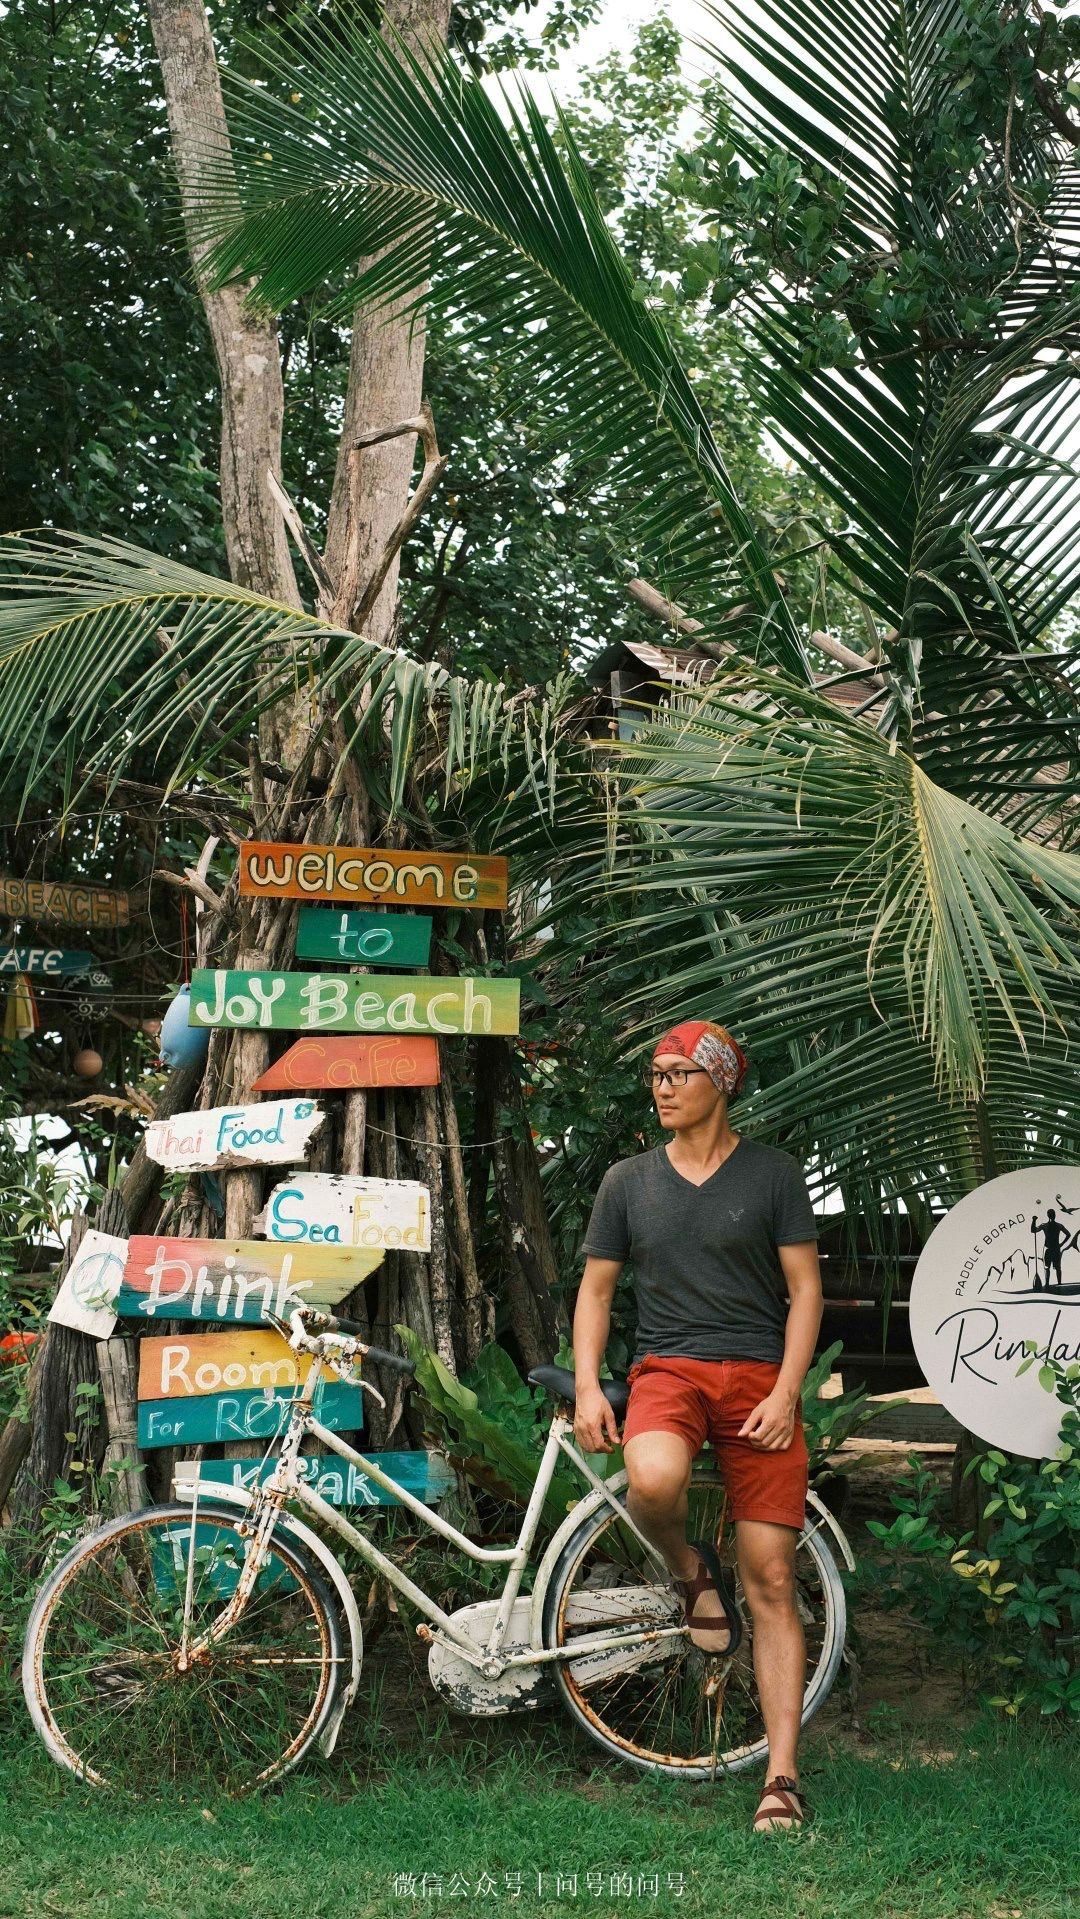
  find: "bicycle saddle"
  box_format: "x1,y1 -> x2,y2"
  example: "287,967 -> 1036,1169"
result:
527,1364 -> 630,1419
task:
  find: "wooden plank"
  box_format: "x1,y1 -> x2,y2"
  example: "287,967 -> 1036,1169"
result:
0,875 -> 129,927
0,946 -> 96,977
856,1400 -> 962,1444
145,1097 -> 324,1173
253,1034 -> 441,1092
190,969 -> 520,1036
239,842 -> 507,910
295,908 -> 432,968
174,1451 -> 457,1508
253,1173 -> 431,1250
138,1380 -> 364,1449
138,1329 -> 320,1401
118,1236 -> 382,1324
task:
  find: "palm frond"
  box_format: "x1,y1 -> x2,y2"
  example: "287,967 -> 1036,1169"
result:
0,531 -> 574,823
185,10 -> 808,675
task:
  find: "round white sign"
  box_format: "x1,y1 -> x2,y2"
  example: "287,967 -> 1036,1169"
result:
909,1166 -> 1080,1459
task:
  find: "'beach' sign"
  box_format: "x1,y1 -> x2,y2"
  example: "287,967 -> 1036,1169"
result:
189,969 -> 519,1036
239,842 -> 507,910
145,1098 -> 324,1173
254,1173 -> 431,1250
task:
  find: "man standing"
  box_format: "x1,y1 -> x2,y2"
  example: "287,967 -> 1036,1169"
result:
572,1019 -> 823,1833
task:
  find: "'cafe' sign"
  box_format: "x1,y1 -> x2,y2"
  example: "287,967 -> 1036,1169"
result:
909,1165 -> 1080,1458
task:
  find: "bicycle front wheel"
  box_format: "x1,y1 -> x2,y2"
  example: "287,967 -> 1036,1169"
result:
23,1501 -> 344,1795
542,1465 -> 846,1778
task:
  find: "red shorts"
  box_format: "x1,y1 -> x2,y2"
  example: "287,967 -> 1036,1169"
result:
621,1354 -> 808,1531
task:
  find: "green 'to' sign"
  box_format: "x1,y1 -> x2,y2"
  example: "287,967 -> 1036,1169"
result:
295,908 -> 432,968
189,969 -> 520,1036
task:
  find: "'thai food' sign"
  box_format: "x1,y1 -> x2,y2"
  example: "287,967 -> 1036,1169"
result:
239,842 -> 507,910
909,1165 -> 1080,1458
145,1099 -> 324,1173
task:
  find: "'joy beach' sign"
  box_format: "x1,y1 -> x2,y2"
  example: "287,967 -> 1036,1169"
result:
254,1173 -> 431,1250
189,969 -> 519,1036
239,842 -> 507,910
295,908 -> 432,969
145,1099 -> 324,1173
253,1035 -> 441,1092
118,1236 -> 382,1324
909,1165 -> 1080,1458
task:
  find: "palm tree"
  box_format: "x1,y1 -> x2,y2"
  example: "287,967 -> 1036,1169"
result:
2,0 -> 1079,1280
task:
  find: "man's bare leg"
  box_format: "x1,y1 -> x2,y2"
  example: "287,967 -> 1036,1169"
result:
735,1518 -> 806,1818
622,1431 -> 732,1653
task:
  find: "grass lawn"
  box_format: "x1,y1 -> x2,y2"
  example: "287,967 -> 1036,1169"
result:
3,1659 -> 1078,1919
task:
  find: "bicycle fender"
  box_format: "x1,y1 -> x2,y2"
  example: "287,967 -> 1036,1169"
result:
172,1476 -> 363,1750
805,1487 -> 856,1572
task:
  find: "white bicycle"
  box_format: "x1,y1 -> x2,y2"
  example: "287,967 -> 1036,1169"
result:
23,1307 -> 853,1794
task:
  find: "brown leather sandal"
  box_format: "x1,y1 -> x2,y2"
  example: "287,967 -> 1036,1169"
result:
672,1539 -> 743,1657
753,1774 -> 813,1832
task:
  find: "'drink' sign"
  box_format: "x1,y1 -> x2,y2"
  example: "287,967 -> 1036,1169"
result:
910,1166 -> 1080,1458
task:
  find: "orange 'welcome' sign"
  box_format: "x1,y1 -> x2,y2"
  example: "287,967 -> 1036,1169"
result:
252,1035 -> 441,1092
239,842 -> 507,910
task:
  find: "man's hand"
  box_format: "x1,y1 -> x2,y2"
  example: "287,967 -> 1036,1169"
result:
737,1388 -> 799,1451
574,1383 -> 620,1454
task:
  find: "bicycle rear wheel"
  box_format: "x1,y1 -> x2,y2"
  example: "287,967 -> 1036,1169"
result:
23,1501 -> 344,1795
542,1465 -> 845,1778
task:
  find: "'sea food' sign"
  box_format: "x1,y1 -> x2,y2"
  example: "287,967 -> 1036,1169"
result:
909,1166 -> 1080,1458
253,1173 -> 430,1250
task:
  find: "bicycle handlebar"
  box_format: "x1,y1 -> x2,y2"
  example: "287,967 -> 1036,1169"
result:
293,1306 -> 417,1376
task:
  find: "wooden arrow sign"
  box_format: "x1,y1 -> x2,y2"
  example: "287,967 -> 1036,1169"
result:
118,1236 -> 382,1325
138,1380 -> 364,1449
239,841 -> 507,910
145,1098 -> 324,1173
189,970 -> 520,1035
295,908 -> 432,968
253,1173 -> 431,1250
174,1452 -> 457,1509
0,875 -> 130,927
0,946 -> 96,977
253,1035 -> 441,1092
139,1328 -> 321,1400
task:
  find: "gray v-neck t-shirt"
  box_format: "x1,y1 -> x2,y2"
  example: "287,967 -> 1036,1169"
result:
580,1137 -> 817,1365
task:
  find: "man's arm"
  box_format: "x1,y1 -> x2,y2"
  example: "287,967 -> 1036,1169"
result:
572,1254 -> 624,1452
738,1240 -> 824,1451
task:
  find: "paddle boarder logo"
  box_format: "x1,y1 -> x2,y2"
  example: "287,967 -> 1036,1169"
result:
909,1166 -> 1080,1459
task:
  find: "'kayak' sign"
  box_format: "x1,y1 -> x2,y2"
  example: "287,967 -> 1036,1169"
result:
295,908 -> 432,969
118,1236 -> 382,1324
239,842 -> 507,910
253,1035 -> 441,1092
189,969 -> 519,1035
0,875 -> 130,927
909,1165 -> 1080,1458
254,1173 -> 430,1250
0,947 -> 96,977
145,1098 -> 324,1172
174,1452 -> 456,1509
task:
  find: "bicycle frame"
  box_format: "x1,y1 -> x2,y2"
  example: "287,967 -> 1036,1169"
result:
184,1349 -> 681,1682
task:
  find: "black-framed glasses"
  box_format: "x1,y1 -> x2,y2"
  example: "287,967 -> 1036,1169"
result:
641,1065 -> 711,1090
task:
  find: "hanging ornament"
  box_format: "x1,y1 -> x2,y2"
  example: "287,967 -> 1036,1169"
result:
73,1048 -> 103,1078
140,1016 -> 162,1038
3,973 -> 40,1041
159,983 -> 209,1070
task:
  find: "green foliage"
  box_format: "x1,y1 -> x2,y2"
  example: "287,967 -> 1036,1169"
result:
395,1327 -> 586,1531
799,1341 -> 906,1484
865,1355 -> 1080,1720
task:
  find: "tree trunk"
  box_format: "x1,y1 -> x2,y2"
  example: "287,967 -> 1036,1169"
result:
321,0 -> 452,644
145,0 -> 301,611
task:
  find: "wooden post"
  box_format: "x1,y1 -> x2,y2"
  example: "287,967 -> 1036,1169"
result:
95,1337 -> 148,1515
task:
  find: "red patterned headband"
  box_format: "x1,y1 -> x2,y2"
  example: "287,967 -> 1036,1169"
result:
652,1020 -> 748,1097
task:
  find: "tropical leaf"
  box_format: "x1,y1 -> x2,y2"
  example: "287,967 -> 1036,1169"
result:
0,530 -> 575,823
185,8 -> 809,675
